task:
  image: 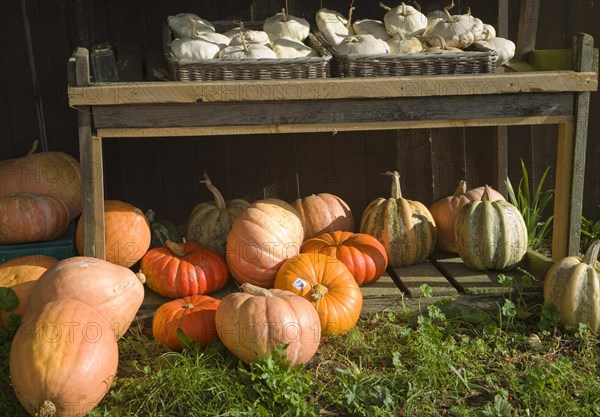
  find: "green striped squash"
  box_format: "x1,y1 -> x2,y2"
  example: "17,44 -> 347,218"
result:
543,240 -> 600,332
359,171 -> 436,267
454,185 -> 527,271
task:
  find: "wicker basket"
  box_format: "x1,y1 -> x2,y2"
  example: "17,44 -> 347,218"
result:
163,21 -> 332,81
314,32 -> 498,77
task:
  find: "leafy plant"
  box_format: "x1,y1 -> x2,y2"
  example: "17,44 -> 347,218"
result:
580,216 -> 600,255
505,160 -> 554,250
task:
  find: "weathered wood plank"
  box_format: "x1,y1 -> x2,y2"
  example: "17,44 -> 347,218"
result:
553,121 -> 575,261
431,128 -> 466,202
92,93 -> 575,129
520,249 -> 553,282
516,0 -> 540,59
396,129 -> 433,205
67,71 -> 598,105
261,135 -> 299,202
360,273 -> 404,300
389,262 -> 458,299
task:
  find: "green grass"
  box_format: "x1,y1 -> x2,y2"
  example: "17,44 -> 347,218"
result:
3,287 -> 600,417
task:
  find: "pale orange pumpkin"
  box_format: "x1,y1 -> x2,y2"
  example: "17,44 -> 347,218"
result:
274,253 -> 362,335
0,193 -> 70,244
0,255 -> 57,327
0,141 -> 81,220
76,199 -> 151,267
215,283 -> 321,365
226,198 -> 304,288
291,193 -> 354,239
25,256 -> 145,339
10,299 -> 118,417
429,180 -> 505,253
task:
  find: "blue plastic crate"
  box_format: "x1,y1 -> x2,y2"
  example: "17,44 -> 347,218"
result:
0,222 -> 76,263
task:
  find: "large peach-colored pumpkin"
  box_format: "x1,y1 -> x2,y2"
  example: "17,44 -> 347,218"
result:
0,193 -> 70,244
291,193 -> 354,239
0,255 -> 57,327
0,141 -> 81,220
10,299 -> 118,417
76,200 -> 151,267
226,198 -> 304,288
25,256 -> 145,339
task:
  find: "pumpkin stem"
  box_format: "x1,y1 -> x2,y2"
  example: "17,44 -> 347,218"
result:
38,400 -> 57,417
182,303 -> 195,309
583,240 -> 600,266
379,2 -> 392,12
413,0 -> 421,12
241,283 -> 273,297
26,140 -> 39,156
166,240 -> 187,257
281,7 -> 287,22
311,283 -> 329,302
401,2 -> 409,17
188,16 -> 197,40
443,0 -> 455,23
482,185 -> 493,201
383,171 -> 403,199
346,0 -> 355,28
454,180 -> 467,196
200,171 -> 227,211
145,209 -> 156,222
135,271 -> 147,284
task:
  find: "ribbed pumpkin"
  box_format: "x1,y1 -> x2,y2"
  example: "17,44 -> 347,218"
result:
290,193 -> 354,239
543,240 -> 600,332
0,141 -> 81,220
0,255 -> 57,327
301,231 -> 388,286
226,198 -> 304,288
0,193 -> 70,244
429,180 -> 505,253
75,199 -> 151,268
140,241 -> 229,298
153,295 -> 221,351
274,253 -> 362,335
25,256 -> 145,339
10,299 -> 118,417
454,185 -> 528,271
359,171 -> 437,267
186,171 -> 249,256
215,283 -> 321,365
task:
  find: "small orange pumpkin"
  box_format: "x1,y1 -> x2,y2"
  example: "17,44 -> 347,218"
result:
274,253 -> 362,335
301,231 -> 388,286
140,241 -> 229,298
76,199 -> 151,267
152,295 -> 221,351
291,193 -> 354,239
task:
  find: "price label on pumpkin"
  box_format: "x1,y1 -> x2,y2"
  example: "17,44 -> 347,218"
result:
292,277 -> 308,291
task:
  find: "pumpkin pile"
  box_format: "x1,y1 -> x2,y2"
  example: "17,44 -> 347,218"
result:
0,141 -> 81,244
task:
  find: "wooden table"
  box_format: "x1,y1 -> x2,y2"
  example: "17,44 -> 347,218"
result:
68,33 -> 597,264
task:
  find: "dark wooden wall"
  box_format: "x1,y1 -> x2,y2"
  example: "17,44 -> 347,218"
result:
1,0 -> 598,228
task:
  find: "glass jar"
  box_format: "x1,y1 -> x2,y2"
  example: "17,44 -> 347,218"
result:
91,43 -> 119,82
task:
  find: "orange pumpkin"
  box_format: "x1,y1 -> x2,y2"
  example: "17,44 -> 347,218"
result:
0,193 -> 70,244
10,299 -> 118,417
291,193 -> 354,239
140,241 -> 229,298
274,253 -> 362,335
301,231 -> 388,286
76,199 -> 151,267
226,198 -> 304,288
25,256 -> 145,339
429,180 -> 505,253
153,295 -> 221,351
0,141 -> 81,220
215,283 -> 321,365
0,255 -> 57,327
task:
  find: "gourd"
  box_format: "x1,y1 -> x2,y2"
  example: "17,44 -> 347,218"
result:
316,6 -> 355,46
226,198 -> 304,288
429,180 -> 505,253
25,256 -> 145,339
186,171 -> 249,256
426,1 -> 482,49
170,17 -> 223,60
300,231 -> 388,286
544,240 -> 600,332
263,8 -> 311,42
387,33 -> 423,54
168,13 -> 215,38
272,38 -> 319,58
140,241 -> 229,298
380,2 -> 428,38
146,209 -> 183,249
219,38 -> 277,60
454,185 -> 528,271
360,171 -> 437,267
0,141 -> 81,220
425,9 -> 446,34
334,34 -> 390,56
352,19 -> 391,41
274,253 -> 362,335
476,34 -> 516,66
75,199 -> 151,268
215,283 -> 320,365
290,193 -> 354,240
153,295 -> 221,351
0,193 -> 70,244
225,23 -> 271,45
480,23 -> 496,40
420,34 -> 463,53
0,255 -> 57,327
10,299 -> 119,417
